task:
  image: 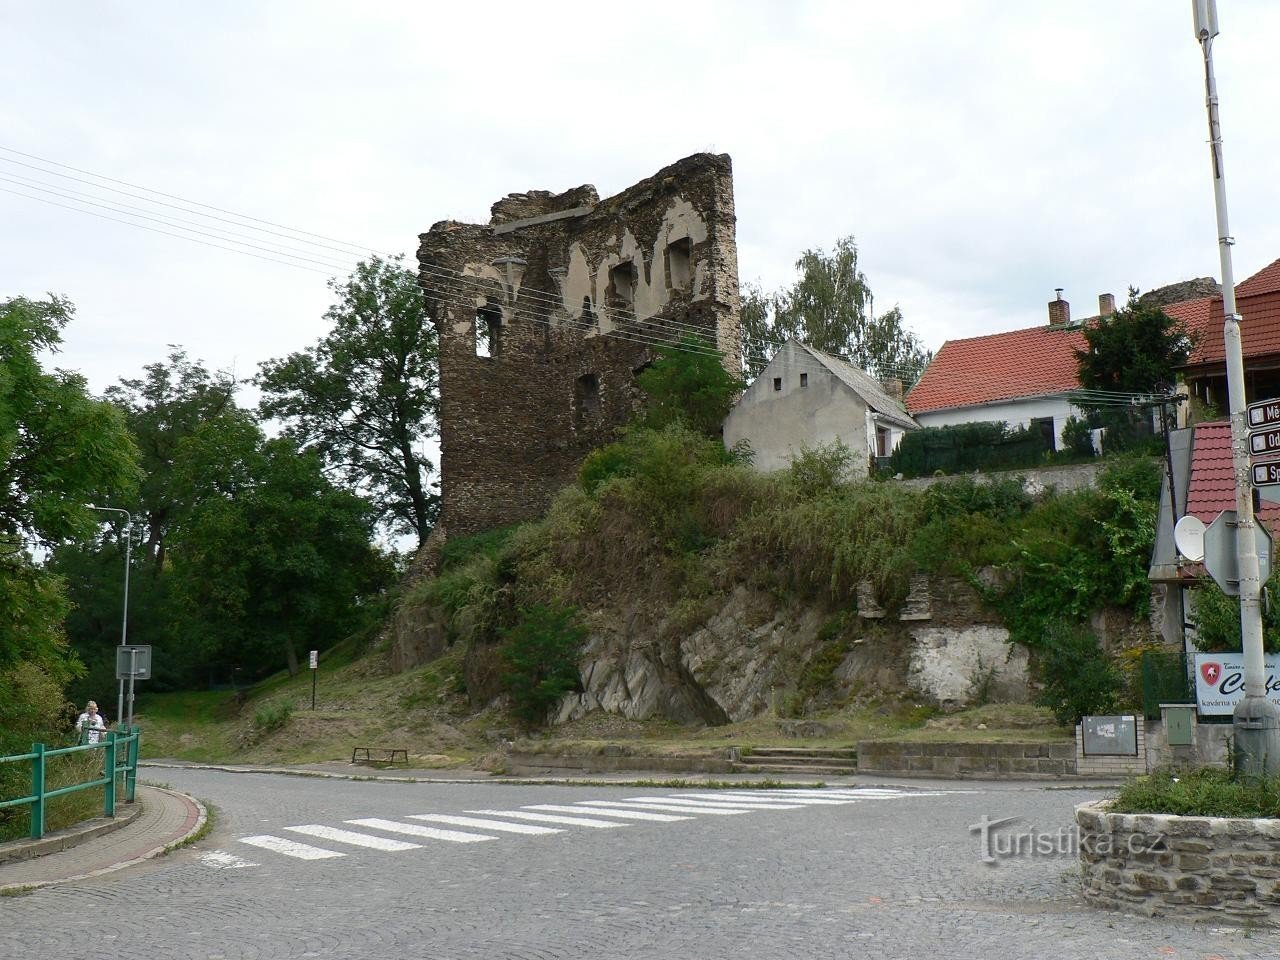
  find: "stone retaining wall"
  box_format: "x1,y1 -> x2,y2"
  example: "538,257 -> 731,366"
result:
856,740 -> 1075,778
1076,800 -> 1280,925
505,750 -> 735,776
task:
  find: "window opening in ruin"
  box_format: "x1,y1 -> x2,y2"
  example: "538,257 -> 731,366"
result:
665,237 -> 692,290
575,373 -> 602,431
609,262 -> 636,315
800,372 -> 808,388
1031,416 -> 1056,450
773,377 -> 782,391
581,296 -> 597,331
476,303 -> 502,358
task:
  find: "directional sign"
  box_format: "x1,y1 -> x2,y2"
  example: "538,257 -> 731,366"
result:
115,644 -> 152,680
1252,429 -> 1280,456
1249,399 -> 1280,430
1253,459 -> 1280,487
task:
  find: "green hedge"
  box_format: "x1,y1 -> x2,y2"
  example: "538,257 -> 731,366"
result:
890,422 -> 1050,478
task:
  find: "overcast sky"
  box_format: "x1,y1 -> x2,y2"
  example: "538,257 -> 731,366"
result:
4,1 -> 1279,398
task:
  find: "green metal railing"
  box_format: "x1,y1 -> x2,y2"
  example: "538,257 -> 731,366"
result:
0,726 -> 141,840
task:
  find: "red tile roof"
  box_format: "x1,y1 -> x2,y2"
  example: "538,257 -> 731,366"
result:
1169,291 -> 1280,367
905,324 -> 1087,414
1237,258 -> 1280,298
1184,420 -> 1280,533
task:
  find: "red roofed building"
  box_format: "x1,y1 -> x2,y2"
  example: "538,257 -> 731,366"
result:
904,291 -> 1109,450
1167,257 -> 1280,411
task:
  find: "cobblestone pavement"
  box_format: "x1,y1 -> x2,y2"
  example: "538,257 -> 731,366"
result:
1,770 -> 1276,960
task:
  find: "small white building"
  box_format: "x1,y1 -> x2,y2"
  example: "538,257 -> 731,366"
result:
905,292 -> 1110,448
722,338 -> 918,474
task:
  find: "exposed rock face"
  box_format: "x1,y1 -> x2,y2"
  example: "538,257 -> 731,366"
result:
906,625 -> 1029,709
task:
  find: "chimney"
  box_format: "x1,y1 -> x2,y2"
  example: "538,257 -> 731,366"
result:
1048,289 -> 1070,327
1098,292 -> 1116,318
881,377 -> 903,401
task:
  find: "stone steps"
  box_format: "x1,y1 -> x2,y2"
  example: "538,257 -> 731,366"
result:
732,746 -> 858,775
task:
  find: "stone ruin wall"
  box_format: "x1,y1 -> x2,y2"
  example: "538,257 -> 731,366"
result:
417,153 -> 741,538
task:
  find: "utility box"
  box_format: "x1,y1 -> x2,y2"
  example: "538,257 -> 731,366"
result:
1162,703 -> 1197,747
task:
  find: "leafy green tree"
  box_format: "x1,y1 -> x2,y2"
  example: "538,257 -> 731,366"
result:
740,237 -> 931,383
104,350 -> 235,572
256,257 -> 439,546
637,334 -> 745,438
168,412 -> 392,678
499,604 -> 586,727
0,295 -> 137,754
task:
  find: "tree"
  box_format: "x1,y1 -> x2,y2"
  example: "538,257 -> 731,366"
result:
0,295 -> 138,754
740,237 -> 931,383
256,257 -> 439,547
637,334 -> 746,438
167,412 -> 392,678
1076,288 -> 1193,396
104,350 -> 236,573
1075,288 -> 1194,450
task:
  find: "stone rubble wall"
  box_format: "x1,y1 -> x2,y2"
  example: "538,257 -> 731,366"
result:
1076,800 -> 1280,925
857,740 -> 1075,778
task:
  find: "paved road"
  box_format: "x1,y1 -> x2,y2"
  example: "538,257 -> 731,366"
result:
1,770 -> 1275,959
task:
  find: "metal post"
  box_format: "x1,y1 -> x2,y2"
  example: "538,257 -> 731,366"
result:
87,504 -> 131,728
103,733 -> 117,817
30,743 -> 45,840
126,647 -> 138,728
312,669 -> 317,711
1193,1 -> 1280,773
125,727 -> 139,803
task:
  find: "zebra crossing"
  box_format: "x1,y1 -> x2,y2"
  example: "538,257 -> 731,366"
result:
200,787 -> 953,870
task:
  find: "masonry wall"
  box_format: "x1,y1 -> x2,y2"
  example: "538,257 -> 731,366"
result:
417,153 -> 741,537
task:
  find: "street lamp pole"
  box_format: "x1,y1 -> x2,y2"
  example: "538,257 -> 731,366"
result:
1192,0 -> 1280,773
88,504 -> 132,729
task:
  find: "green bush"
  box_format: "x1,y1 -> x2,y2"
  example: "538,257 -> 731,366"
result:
786,441 -> 853,499
1112,767 -> 1280,818
1190,568 -> 1280,654
251,700 -> 293,736
1060,416 -> 1095,458
1036,623 -> 1122,726
579,443 -> 631,495
500,604 -> 587,727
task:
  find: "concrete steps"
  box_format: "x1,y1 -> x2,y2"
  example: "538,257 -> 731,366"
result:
732,746 -> 858,776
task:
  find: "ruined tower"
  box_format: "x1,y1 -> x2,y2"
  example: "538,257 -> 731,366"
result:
417,153 -> 741,537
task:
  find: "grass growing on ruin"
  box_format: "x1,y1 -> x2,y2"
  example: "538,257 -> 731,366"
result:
1111,768 -> 1280,818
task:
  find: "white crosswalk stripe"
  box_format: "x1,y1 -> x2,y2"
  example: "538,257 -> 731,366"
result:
284,824 -> 421,850
466,809 -> 628,829
347,817 -> 496,843
575,800 -> 749,816
629,796 -> 804,810
238,834 -> 346,860
200,850 -> 259,869
526,804 -> 692,822
688,792 -> 856,805
407,814 -> 562,835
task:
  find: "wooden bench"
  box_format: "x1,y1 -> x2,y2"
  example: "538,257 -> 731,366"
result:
351,747 -> 409,765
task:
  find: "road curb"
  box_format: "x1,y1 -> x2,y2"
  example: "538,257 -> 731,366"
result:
0,803 -> 142,866
0,786 -> 206,895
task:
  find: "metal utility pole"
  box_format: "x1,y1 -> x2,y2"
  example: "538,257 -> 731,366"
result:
88,504 -> 132,729
1193,0 -> 1280,773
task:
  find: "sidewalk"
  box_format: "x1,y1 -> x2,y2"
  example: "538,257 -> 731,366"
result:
0,785 -> 205,892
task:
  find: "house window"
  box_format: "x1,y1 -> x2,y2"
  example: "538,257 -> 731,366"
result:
1031,416 -> 1055,450
665,237 -> 691,290
800,373 -> 808,388
476,303 -> 502,358
609,262 -> 636,314
575,373 -> 601,431
773,377 -> 782,391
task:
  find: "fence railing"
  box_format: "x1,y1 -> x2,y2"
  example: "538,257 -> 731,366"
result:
0,726 -> 141,840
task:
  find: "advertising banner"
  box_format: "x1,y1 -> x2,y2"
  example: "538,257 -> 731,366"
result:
1192,652 -> 1280,715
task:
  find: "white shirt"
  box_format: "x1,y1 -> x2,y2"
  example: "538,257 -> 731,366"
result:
77,711 -> 106,744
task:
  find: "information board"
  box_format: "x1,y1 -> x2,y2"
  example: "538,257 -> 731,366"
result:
1081,715 -> 1138,756
1193,652 -> 1280,715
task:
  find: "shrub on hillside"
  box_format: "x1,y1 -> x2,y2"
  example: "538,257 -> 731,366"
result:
1036,622 -> 1122,726
786,441 -> 854,499
500,604 -> 587,727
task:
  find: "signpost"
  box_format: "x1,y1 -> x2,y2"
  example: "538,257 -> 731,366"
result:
114,644 -> 152,727
1202,511 -> 1273,597
1248,399 -> 1280,430
310,649 -> 319,710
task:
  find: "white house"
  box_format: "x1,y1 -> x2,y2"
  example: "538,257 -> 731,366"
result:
722,338 -> 918,474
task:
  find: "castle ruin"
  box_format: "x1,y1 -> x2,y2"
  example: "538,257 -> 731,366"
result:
417,153 -> 741,538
